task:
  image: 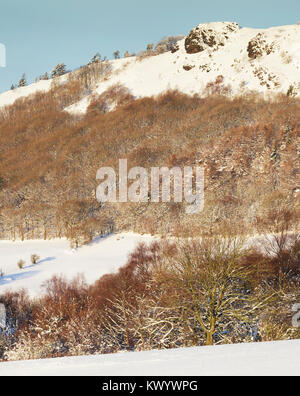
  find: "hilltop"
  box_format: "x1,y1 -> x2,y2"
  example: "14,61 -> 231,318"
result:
0,21 -> 298,242
1,22 -> 300,113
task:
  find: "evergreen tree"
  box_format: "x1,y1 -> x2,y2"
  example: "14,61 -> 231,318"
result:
51,63 -> 67,78
18,73 -> 27,88
10,84 -> 15,90
113,50 -> 120,59
89,52 -> 101,64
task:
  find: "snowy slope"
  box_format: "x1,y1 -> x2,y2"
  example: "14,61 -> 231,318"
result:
0,74 -> 68,109
0,340 -> 299,376
0,22 -> 299,114
66,23 -> 300,114
0,79 -> 52,109
0,233 -> 154,297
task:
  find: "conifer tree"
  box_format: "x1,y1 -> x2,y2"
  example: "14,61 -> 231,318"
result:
51,63 -> 67,78
18,73 -> 27,87
89,52 -> 101,64
113,50 -> 120,59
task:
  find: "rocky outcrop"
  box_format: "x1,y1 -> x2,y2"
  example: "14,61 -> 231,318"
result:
183,64 -> 195,71
247,33 -> 276,59
171,43 -> 180,53
185,22 -> 239,54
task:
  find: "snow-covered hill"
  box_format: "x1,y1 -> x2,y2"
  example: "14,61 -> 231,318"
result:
0,233 -> 154,296
0,340 -> 299,376
1,22 -> 300,114
0,79 -> 52,109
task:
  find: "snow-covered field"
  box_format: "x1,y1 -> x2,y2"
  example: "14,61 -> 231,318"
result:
0,233 -> 154,296
0,340 -> 299,376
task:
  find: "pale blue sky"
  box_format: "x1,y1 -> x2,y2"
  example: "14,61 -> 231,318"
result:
0,0 -> 299,92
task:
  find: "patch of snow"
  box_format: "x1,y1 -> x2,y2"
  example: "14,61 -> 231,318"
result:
0,80 -> 52,109
0,233 -> 154,297
0,74 -> 68,109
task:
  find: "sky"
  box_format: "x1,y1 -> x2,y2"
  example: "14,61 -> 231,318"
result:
0,0 -> 299,92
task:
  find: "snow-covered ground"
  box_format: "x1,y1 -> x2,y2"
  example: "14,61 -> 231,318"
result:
0,233 -> 154,297
0,73 -> 70,109
0,79 -> 52,109
68,23 -> 300,114
64,22 -> 300,114
0,340 -> 299,376
0,23 -> 299,115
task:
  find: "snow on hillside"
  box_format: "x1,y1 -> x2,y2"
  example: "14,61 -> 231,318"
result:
1,22 -> 299,114
0,233 -> 154,297
0,79 -> 52,108
0,73 -> 68,109
0,340 -> 299,376
66,22 -> 300,114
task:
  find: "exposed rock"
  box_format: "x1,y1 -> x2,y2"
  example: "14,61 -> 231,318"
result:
183,64 -> 195,71
247,33 -> 276,59
171,43 -> 180,54
185,22 -> 239,54
252,65 -> 280,89
199,64 -> 211,72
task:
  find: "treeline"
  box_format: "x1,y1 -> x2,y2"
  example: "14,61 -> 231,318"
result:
10,35 -> 184,89
0,220 -> 299,361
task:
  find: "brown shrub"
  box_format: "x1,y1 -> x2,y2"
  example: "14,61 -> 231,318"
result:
2,234 -> 300,361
